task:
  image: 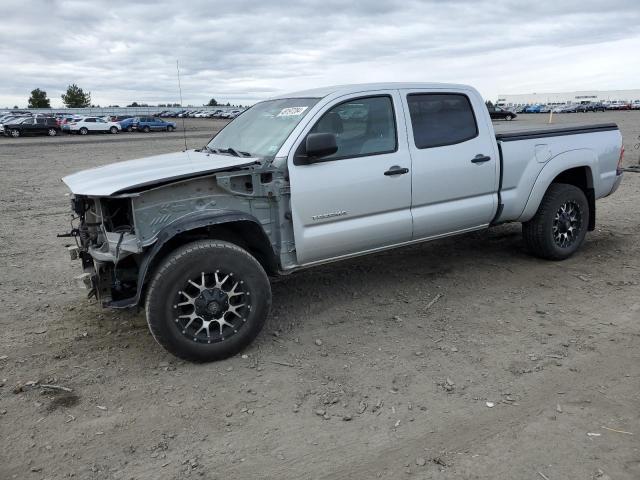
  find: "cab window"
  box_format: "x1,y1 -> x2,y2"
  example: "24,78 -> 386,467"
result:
407,93 -> 478,149
308,96 -> 397,160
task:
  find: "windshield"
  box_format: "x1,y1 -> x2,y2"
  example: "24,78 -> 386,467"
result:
206,97 -> 320,158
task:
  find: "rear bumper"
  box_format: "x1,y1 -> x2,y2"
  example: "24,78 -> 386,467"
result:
608,173 -> 623,196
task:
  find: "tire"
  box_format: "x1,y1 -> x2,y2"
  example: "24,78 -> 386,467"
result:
10,129 -> 20,138
167,126 -> 175,132
109,126 -> 118,134
127,126 -> 133,132
505,114 -> 513,121
47,128 -> 57,136
142,125 -> 150,133
79,127 -> 88,135
522,183 -> 589,260
145,240 -> 271,361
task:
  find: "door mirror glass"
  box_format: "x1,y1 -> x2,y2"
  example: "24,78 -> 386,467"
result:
305,132 -> 338,160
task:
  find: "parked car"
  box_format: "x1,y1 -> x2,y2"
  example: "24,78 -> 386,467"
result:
109,115 -> 133,122
117,117 -> 137,132
606,102 -> 632,110
69,117 -> 121,135
524,105 -> 543,113
61,116 -> 82,133
538,105 -> 551,113
3,117 -> 60,137
576,103 -> 606,112
487,106 -> 516,121
133,117 -> 177,132
61,82 -> 624,361
631,100 -> 640,110
560,105 -> 579,113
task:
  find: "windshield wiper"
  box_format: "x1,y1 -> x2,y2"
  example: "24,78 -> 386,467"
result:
204,146 -> 252,157
214,147 -> 252,157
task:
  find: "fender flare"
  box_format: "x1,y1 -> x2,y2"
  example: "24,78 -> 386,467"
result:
518,149 -> 597,223
108,210 -> 275,308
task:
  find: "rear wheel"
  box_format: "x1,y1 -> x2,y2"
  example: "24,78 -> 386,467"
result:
505,114 -> 513,121
167,125 -> 175,132
47,128 -> 57,136
127,126 -> 133,132
522,183 -> 589,260
145,240 -> 271,361
10,129 -> 20,138
109,126 -> 118,134
142,125 -> 150,133
79,127 -> 88,135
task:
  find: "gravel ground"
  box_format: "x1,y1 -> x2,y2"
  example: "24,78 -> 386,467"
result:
0,114 -> 639,479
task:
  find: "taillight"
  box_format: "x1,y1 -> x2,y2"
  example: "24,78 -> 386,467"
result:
616,145 -> 624,175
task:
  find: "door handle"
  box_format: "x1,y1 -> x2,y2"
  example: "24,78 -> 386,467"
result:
384,166 -> 409,176
471,154 -> 491,164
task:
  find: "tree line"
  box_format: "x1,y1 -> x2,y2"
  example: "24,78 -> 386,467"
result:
24,86 -> 243,109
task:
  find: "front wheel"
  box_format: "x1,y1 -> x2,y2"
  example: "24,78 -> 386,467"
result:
109,126 -> 118,134
145,240 -> 271,361
167,126 -> 175,132
522,183 -> 589,260
142,126 -> 150,133
505,114 -> 513,121
10,129 -> 20,138
79,127 -> 88,135
47,128 -> 57,136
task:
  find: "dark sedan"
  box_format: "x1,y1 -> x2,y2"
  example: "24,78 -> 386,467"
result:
487,106 -> 517,121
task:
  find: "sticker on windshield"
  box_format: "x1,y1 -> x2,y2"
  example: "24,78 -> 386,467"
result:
277,106 -> 308,117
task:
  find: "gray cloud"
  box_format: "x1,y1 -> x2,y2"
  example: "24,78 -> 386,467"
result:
1,0 -> 639,107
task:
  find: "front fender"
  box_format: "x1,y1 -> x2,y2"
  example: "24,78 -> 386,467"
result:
109,210 -> 270,308
519,149 -> 596,222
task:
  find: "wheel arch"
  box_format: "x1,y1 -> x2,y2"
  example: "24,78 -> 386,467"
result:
519,149 -> 597,228
110,211 -> 279,309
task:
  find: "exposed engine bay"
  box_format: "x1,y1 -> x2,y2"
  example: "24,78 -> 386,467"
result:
61,165 -> 295,308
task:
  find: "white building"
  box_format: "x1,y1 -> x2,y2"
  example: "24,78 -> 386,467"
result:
496,89 -> 640,107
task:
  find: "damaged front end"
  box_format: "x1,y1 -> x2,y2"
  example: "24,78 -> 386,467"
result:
61,195 -> 141,306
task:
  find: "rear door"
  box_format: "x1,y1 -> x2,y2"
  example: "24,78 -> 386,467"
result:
94,118 -> 108,131
400,89 -> 498,239
21,118 -> 36,134
35,118 -> 48,134
84,118 -> 96,130
288,91 -> 413,265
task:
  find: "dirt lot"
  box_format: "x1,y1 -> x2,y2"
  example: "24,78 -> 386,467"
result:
1,114 -> 639,479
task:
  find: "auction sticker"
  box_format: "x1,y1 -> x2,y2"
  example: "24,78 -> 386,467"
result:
277,106 -> 308,117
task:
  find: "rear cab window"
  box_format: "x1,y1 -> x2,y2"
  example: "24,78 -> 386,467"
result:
407,93 -> 478,148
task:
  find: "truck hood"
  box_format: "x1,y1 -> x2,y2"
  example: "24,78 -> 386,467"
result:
62,150 -> 257,196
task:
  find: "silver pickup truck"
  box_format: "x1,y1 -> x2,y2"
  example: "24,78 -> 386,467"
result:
61,82 -> 624,361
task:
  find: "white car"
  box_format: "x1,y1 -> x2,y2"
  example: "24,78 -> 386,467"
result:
69,117 -> 121,135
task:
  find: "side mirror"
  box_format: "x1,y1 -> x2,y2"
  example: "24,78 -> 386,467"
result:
305,132 -> 338,160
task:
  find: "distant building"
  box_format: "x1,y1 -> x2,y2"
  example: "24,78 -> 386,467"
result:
496,89 -> 640,107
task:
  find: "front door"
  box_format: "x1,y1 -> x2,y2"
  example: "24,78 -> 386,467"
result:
400,90 -> 499,239
288,91 -> 413,265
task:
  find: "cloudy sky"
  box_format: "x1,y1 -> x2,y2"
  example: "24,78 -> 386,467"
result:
1,0 -> 639,108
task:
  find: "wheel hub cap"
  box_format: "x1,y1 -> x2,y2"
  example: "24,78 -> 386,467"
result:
173,271 -> 249,344
194,288 -> 229,319
552,201 -> 582,248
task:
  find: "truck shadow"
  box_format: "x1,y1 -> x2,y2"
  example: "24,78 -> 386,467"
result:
268,225 -> 524,325
268,222 -> 626,334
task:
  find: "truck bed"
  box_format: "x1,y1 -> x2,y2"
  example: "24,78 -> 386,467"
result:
493,121 -> 622,225
494,122 -> 618,142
